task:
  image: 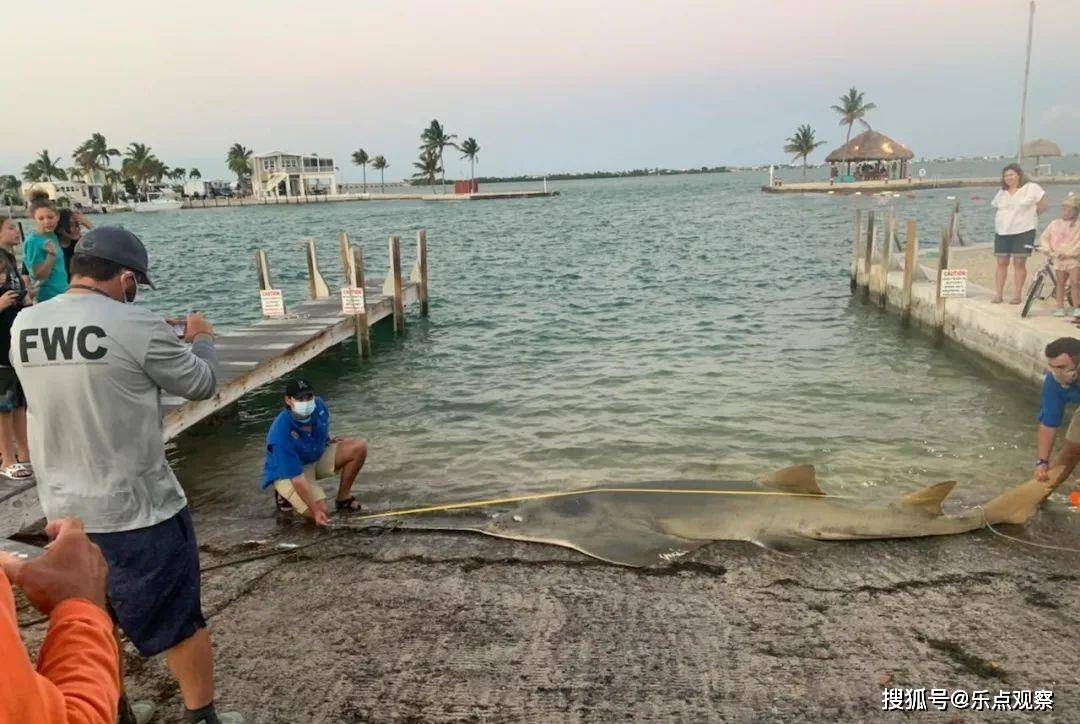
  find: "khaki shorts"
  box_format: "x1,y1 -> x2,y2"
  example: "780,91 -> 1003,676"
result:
272,443 -> 338,515
1066,412 -> 1080,445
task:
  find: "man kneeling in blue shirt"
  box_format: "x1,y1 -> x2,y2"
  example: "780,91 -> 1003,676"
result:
261,379 -> 368,526
1034,337 -> 1080,491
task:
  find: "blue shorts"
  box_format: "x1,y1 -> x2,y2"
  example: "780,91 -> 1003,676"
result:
88,507 -> 206,657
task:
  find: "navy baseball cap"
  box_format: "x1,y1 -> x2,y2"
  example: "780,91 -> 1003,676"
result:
285,379 -> 315,397
74,226 -> 155,288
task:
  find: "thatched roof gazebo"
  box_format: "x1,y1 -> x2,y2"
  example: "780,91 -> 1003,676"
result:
826,130 -> 914,181
1021,138 -> 1062,168
826,130 -> 914,163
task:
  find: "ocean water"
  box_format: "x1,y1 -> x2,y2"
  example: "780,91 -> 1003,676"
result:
83,161 -> 1080,521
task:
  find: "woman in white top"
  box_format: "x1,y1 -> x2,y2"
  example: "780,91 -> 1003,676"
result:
991,163 -> 1047,304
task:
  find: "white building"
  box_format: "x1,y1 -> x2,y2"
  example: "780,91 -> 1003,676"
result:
251,151 -> 337,199
183,179 -> 234,198
21,180 -> 102,208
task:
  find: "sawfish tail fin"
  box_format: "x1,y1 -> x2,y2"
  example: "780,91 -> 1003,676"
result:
978,468 -> 1061,526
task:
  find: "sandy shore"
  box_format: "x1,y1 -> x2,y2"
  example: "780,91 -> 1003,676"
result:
14,500 -> 1080,723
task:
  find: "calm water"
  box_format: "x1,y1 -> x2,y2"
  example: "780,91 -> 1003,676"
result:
73,161 -> 1080,522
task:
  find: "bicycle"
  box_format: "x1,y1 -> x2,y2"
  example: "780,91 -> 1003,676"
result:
1021,245 -> 1073,318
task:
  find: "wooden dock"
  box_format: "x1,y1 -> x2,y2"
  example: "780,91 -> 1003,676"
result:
762,174 -> 1080,195
0,230 -> 429,537
182,189 -> 555,209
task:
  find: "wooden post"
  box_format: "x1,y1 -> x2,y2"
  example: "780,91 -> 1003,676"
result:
303,239 -> 331,299
337,232 -> 371,358
850,209 -> 862,293
862,210 -> 875,301
389,235 -> 404,334
900,219 -> 917,326
935,224 -> 951,334
416,229 -> 429,316
253,249 -> 272,290
878,214 -> 894,308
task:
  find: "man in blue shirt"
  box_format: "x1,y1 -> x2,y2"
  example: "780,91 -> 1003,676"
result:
1034,337 -> 1080,488
261,378 -> 368,526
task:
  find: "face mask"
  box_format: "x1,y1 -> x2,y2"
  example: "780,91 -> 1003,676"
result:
1051,368 -> 1076,388
291,399 -> 316,419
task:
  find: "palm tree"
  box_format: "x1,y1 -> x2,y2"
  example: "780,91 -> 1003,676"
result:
102,169 -> 123,203
371,156 -> 388,193
23,150 -> 67,182
121,142 -> 163,199
226,143 -> 253,196
169,167 -> 187,182
189,168 -> 201,180
412,148 -> 441,192
72,133 -> 120,181
0,175 -> 21,206
459,138 -> 480,184
351,149 -> 369,193
830,87 -> 876,173
783,125 -> 827,179
420,119 -> 457,193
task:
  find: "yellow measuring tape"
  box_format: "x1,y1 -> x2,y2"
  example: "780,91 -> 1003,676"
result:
346,486 -> 852,522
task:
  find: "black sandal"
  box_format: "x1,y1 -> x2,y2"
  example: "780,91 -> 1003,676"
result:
335,496 -> 362,512
275,491 -> 294,512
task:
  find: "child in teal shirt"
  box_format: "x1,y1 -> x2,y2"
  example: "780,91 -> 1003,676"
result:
23,198 -> 67,303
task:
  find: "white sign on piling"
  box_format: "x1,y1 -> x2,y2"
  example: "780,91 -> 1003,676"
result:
940,269 -> 968,298
260,289 -> 285,318
340,286 -> 365,315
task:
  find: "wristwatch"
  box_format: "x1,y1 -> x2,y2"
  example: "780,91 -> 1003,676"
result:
1035,458 -> 1049,468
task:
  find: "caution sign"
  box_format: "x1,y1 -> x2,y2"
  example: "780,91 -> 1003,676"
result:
940,269 -> 967,298
340,286 -> 365,315
260,289 -> 286,318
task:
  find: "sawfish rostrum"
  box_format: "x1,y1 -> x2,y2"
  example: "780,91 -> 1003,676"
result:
408,466 -> 1056,567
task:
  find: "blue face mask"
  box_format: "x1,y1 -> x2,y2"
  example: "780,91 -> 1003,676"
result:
291,399 -> 316,419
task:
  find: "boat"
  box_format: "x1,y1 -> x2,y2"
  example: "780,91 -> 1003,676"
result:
133,191 -> 182,212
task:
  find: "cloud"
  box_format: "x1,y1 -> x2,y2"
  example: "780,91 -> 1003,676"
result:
1042,104 -> 1080,126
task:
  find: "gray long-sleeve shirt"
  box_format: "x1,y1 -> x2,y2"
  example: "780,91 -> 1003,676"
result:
11,292 -> 217,533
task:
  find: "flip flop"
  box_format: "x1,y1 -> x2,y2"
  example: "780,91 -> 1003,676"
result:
2,463 -> 32,480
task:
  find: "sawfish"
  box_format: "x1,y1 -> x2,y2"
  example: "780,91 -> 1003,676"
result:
399,466 -> 1056,567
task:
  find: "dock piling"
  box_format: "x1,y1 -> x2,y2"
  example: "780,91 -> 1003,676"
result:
304,239 -> 331,299
337,232 -> 372,359
862,211 -> 875,301
415,229 -> 429,316
900,220 -> 917,326
878,214 -> 894,308
934,224 -> 952,335
850,210 -> 862,293
389,235 -> 405,334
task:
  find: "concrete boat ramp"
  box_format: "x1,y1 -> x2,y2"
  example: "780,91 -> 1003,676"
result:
0,231 -> 429,538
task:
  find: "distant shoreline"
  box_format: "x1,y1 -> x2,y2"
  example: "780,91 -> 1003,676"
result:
444,167 -> 730,184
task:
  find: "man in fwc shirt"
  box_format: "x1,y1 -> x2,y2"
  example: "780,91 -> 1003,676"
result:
11,226 -> 241,724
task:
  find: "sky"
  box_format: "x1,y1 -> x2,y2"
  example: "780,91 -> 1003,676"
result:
4,0 -> 1080,182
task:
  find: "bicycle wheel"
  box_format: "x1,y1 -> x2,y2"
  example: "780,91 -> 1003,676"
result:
1021,274 -> 1045,318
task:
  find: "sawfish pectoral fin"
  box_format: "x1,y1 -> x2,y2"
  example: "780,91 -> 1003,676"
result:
759,464 -> 824,496
750,533 -> 820,554
899,480 -> 956,516
979,471 -> 1060,526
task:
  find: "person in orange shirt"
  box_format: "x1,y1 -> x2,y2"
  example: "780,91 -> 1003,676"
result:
0,518 -> 120,724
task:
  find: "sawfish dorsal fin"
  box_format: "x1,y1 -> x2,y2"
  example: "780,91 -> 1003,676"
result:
760,465 -> 823,496
899,481 -> 956,515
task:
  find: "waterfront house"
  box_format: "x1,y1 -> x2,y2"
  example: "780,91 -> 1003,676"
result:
183,179 -> 234,198
251,151 -> 338,199
21,179 -> 102,208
